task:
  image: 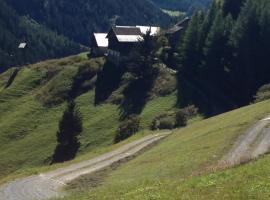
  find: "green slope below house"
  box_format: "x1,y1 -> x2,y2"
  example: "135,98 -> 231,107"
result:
0,53 -> 178,181
60,99 -> 270,200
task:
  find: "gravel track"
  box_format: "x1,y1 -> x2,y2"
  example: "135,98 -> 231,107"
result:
220,116 -> 270,167
0,132 -> 170,200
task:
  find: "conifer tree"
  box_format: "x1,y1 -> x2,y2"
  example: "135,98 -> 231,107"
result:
179,11 -> 205,75
52,100 -> 83,163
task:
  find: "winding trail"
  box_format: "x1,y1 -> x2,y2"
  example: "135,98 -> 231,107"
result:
0,132 -> 170,200
220,115 -> 270,167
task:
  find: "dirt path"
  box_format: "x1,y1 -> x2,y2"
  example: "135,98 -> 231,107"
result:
0,132 -> 170,200
219,116 -> 270,167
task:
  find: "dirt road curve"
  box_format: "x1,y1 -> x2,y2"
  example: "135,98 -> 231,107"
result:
220,115 -> 270,167
0,132 -> 170,200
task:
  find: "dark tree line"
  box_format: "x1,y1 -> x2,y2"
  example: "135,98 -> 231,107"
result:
4,0 -> 171,45
175,0 -> 270,114
0,0 -> 170,72
0,0 -> 81,72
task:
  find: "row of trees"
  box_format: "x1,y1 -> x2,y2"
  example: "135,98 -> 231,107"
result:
0,0 -> 80,72
5,0 -> 170,45
174,0 -> 270,113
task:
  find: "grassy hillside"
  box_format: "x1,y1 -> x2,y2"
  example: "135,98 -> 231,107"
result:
60,99 -> 270,200
0,53 -> 178,181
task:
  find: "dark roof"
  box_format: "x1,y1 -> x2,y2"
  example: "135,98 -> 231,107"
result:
166,26 -> 183,34
112,26 -> 142,36
175,17 -> 191,28
166,17 -> 190,35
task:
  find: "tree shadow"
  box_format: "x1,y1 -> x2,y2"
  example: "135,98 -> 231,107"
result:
5,68 -> 19,88
51,100 -> 82,164
119,75 -> 156,120
95,61 -> 124,105
51,141 -> 80,163
68,63 -> 98,100
177,73 -> 237,117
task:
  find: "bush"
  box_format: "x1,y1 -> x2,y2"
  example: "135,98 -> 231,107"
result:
159,116 -> 176,129
254,84 -> 270,103
115,115 -> 141,143
175,110 -> 187,127
151,112 -> 175,130
181,105 -> 198,119
151,105 -> 198,130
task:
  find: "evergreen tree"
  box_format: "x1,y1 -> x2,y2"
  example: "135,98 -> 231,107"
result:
222,0 -> 246,19
178,11 -> 205,75
176,0 -> 270,113
229,0 -> 270,104
52,100 -> 83,163
203,12 -> 234,84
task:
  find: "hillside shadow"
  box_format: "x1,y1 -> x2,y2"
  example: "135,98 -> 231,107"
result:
95,61 -> 124,105
51,141 -> 80,163
68,64 -> 98,100
119,75 -> 156,120
5,68 -> 19,88
177,73 -> 237,117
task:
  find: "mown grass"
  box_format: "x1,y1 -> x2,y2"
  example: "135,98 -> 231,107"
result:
60,100 -> 270,200
0,53 -> 178,183
162,9 -> 185,17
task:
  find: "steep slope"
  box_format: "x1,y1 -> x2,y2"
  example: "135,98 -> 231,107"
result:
0,0 -> 81,72
0,53 -> 178,181
5,0 -> 171,45
0,133 -> 170,200
1,0 -> 170,71
60,100 -> 270,200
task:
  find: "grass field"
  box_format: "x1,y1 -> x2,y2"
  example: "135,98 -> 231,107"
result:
59,100 -> 270,200
0,53 -> 178,183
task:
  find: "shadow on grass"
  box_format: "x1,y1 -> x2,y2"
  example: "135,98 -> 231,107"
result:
5,68 -> 19,88
119,75 -> 156,120
95,61 -> 124,105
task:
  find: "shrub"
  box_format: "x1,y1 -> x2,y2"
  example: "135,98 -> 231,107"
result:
181,105 -> 198,119
254,84 -> 270,103
115,115 -> 141,143
158,116 -> 176,129
151,112 -> 175,130
151,105 -> 198,130
175,110 -> 187,127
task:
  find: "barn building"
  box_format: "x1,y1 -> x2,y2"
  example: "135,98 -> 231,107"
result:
91,33 -> 109,56
166,17 -> 191,48
91,25 -> 160,65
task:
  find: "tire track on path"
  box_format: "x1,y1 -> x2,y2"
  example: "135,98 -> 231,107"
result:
0,132 -> 170,200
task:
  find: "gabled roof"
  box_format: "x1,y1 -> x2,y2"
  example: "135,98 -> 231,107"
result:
106,25 -> 160,43
107,26 -> 143,43
136,26 -> 160,36
175,17 -> 191,28
113,26 -> 142,36
166,17 -> 190,35
116,35 -> 143,43
18,42 -> 27,49
166,26 -> 183,34
93,33 -> 108,47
